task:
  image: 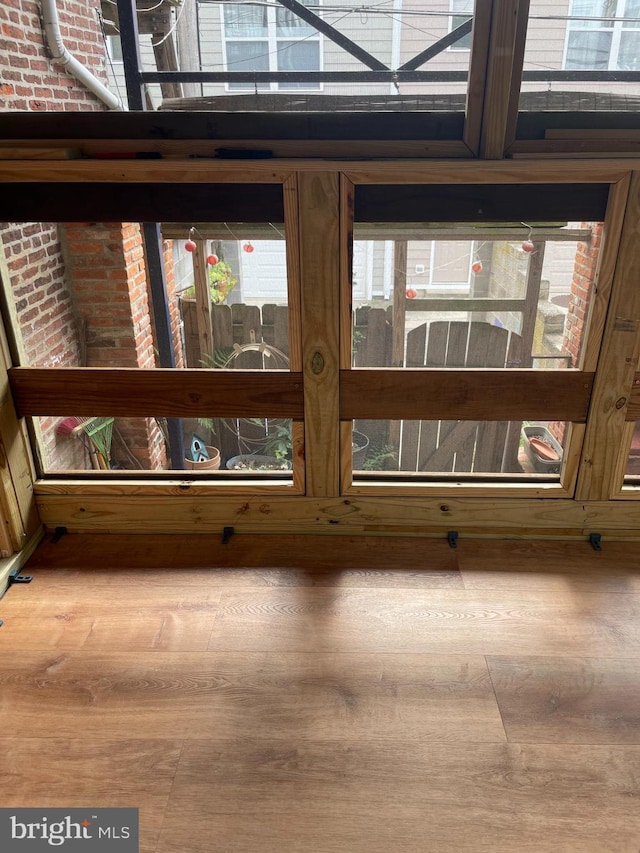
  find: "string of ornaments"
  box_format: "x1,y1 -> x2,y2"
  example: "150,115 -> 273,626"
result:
405,225 -> 536,299
184,226 -> 253,261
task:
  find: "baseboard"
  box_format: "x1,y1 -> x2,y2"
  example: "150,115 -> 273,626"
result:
0,526 -> 45,599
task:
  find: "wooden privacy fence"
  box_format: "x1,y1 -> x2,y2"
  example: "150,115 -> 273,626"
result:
181,300 -> 526,474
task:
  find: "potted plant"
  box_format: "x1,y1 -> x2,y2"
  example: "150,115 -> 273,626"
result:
226,421 -> 292,471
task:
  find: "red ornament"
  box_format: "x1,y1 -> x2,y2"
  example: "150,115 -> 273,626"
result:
471,260 -> 483,274
243,242 -> 254,254
207,254 -> 219,266
185,239 -> 197,253
406,288 -> 417,299
522,240 -> 535,253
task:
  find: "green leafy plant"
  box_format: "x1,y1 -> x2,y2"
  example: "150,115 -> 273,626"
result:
362,444 -> 398,471
182,261 -> 238,305
248,419 -> 292,461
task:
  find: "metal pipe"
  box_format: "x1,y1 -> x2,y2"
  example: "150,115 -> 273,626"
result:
40,0 -> 124,110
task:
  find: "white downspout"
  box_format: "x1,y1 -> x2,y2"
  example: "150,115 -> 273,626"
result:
40,0 -> 125,110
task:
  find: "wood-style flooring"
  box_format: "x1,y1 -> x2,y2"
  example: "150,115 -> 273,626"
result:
1,534 -> 640,852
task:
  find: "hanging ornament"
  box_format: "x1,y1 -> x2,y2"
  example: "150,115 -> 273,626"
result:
243,242 -> 254,254
521,222 -> 535,254
207,253 -> 219,266
406,288 -> 417,299
471,260 -> 483,274
185,239 -> 197,253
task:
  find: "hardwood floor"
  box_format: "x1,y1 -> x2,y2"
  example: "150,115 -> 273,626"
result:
1,534 -> 639,852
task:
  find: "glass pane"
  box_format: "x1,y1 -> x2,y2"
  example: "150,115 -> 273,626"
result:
34,415 -> 293,477
351,420 -> 566,478
276,0 -> 316,37
351,224 -> 602,370
225,41 -> 270,91
566,30 -> 613,69
278,41 -> 321,90
520,0 -> 639,113
223,5 -> 268,37
450,15 -> 473,50
1,221 -> 290,371
617,31 -> 640,70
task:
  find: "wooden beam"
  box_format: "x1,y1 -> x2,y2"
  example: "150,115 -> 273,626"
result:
192,239 -> 213,363
399,19 -> 473,71
463,0 -> 493,155
405,298 -> 526,313
516,241 -> 545,369
299,172 -> 341,497
479,0 -> 529,159
32,493 -> 640,536
353,226 -> 592,242
339,369 -> 593,422
391,242 -> 407,368
576,173 -> 640,500
8,368 -> 304,419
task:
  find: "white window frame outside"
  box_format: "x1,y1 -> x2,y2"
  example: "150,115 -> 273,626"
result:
562,0 -> 640,71
221,1 -> 323,93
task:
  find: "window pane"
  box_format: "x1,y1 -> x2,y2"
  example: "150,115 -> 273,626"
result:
276,1 -> 317,37
570,0 -> 616,27
450,14 -> 473,50
617,31 -> 640,69
223,5 -> 268,37
34,415 -> 294,478
225,41 -> 270,90
277,41 -> 321,89
351,224 -> 602,370
350,420 -> 566,478
565,30 -> 613,69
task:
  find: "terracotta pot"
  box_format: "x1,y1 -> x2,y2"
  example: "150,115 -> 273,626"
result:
185,446 -> 221,471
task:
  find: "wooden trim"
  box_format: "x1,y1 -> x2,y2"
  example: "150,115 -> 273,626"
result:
299,172 -> 341,497
0,251 -> 40,546
581,177 -> 632,373
502,0 -> 530,151
345,482 -> 572,499
353,226 -> 592,242
8,368 -> 304,419
479,0 -> 529,159
25,140 -> 474,159
463,0 -> 493,155
339,175 -> 354,371
576,172 -> 640,501
192,239 -> 213,362
0,160 -> 636,185
626,374 -> 640,420
344,162 -> 634,184
33,493 -> 640,536
509,141 -> 640,157
546,130 -> 640,141
339,369 -> 593,421
0,526 -> 43,596
34,478 -> 304,496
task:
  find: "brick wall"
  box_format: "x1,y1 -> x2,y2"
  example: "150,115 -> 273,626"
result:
60,223 -> 169,469
0,0 -> 113,471
563,222 -> 602,368
0,0 -> 109,112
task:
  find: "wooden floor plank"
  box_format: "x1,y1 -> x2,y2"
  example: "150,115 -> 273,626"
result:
156,740 -> 640,853
0,737 -> 183,853
26,534 -> 460,582
458,539 -> 640,592
488,655 -> 640,744
0,651 -> 505,743
208,587 -> 640,657
0,587 -> 221,651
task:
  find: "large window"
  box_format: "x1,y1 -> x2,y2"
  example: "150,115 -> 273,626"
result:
564,0 -> 640,70
222,0 -> 321,91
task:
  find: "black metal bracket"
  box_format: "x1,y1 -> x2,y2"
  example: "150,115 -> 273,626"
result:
447,531 -> 459,549
222,526 -> 235,545
51,526 -> 67,544
8,568 -> 33,585
589,533 -> 602,552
